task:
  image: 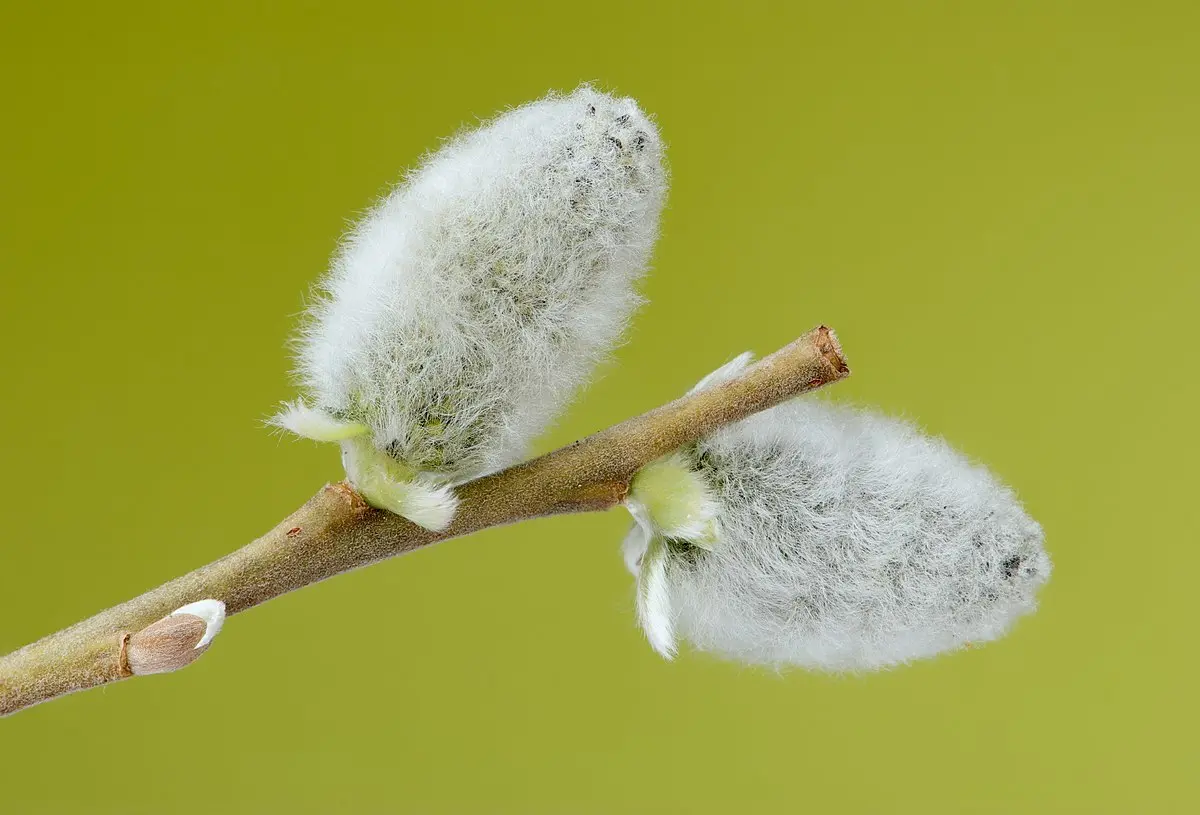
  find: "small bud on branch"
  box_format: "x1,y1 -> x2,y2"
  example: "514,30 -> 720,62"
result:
123,600 -> 225,676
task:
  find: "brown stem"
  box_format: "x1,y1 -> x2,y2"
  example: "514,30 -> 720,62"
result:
0,326 -> 849,717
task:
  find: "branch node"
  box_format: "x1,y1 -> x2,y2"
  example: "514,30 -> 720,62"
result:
327,481 -> 370,512
117,633 -> 133,678
816,325 -> 850,375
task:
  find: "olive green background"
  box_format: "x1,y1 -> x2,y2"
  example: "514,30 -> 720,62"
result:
2,2 -> 1196,812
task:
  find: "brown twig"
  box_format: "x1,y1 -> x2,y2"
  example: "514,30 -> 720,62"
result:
0,326 -> 849,717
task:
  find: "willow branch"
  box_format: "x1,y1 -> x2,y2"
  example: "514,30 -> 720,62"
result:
0,326 -> 849,717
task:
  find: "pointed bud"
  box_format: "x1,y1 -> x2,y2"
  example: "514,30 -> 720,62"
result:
125,599 -> 226,676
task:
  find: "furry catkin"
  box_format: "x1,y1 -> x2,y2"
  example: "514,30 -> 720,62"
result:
624,355 -> 1051,670
275,87 -> 667,529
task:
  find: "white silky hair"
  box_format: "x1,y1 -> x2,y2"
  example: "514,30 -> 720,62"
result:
170,599 -> 226,649
626,355 -> 1051,670
276,86 -> 667,528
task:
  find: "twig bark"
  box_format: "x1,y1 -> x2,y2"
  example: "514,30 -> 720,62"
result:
0,326 -> 849,717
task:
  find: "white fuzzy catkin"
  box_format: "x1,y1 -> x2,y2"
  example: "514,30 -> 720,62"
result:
625,355 -> 1051,670
276,87 -> 667,529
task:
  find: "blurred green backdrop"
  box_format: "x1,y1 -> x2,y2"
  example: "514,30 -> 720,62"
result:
2,1 -> 1196,812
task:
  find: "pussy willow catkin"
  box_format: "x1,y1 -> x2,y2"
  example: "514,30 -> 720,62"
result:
624,355 -> 1051,669
276,87 -> 667,529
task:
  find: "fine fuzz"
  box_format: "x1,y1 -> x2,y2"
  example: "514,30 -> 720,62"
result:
276,86 -> 668,529
625,355 -> 1051,670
